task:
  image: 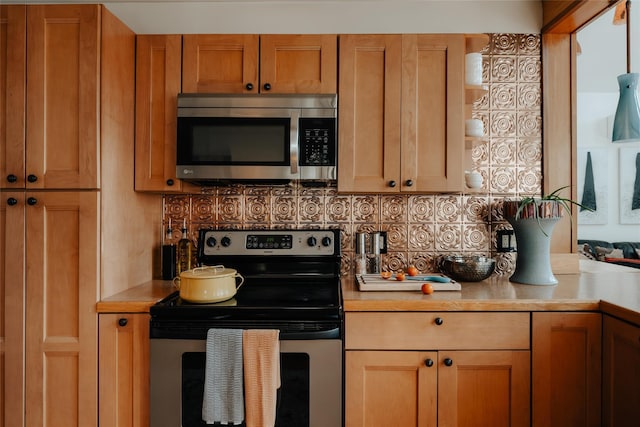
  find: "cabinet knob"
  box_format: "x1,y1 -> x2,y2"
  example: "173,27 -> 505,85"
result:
7,174 -> 17,183
245,83 -> 254,91
388,180 -> 396,188
405,179 -> 413,187
263,83 -> 271,91
166,179 -> 174,186
27,197 -> 37,206
444,358 -> 453,367
434,317 -> 444,325
27,174 -> 38,183
7,197 -> 18,206
424,358 -> 434,367
118,318 -> 128,327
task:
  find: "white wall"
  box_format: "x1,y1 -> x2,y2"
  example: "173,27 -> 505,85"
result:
26,0 -> 542,34
577,7 -> 640,243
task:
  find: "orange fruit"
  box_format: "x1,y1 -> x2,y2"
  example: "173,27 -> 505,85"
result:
407,265 -> 419,276
380,271 -> 392,279
395,272 -> 406,281
421,283 -> 434,294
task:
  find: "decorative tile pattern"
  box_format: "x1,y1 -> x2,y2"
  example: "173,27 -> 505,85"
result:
162,33 -> 542,277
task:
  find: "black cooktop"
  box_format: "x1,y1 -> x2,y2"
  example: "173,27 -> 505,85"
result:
151,229 -> 343,339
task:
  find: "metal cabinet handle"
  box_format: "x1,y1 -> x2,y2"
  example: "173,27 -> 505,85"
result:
166,179 -> 174,186
245,83 -> 254,91
7,174 -> 17,183
27,174 -> 38,183
263,83 -> 271,91
435,317 -> 444,325
405,179 -> 413,187
424,358 -> 434,367
389,180 -> 397,188
118,318 -> 128,327
27,197 -> 37,206
7,197 -> 18,206
444,358 -> 453,367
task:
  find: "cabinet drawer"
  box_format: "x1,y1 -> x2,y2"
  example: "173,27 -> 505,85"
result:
345,312 -> 530,350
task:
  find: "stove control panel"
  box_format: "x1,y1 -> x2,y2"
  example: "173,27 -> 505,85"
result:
199,229 -> 338,256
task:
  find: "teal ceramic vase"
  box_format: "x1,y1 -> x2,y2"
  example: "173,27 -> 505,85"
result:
612,72 -> 640,143
504,200 -> 561,286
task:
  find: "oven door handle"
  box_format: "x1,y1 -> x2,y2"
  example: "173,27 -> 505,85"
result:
280,327 -> 341,340
289,110 -> 299,175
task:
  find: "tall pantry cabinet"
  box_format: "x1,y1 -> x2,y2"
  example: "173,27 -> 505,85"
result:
0,5 -> 160,427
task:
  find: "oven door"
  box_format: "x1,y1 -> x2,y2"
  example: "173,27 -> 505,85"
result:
150,338 -> 342,427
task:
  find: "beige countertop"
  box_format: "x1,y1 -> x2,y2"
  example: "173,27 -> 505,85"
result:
97,280 -> 175,313
98,260 -> 640,325
343,260 -> 640,325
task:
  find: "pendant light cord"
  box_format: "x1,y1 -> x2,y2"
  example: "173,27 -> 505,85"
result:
627,0 -> 632,73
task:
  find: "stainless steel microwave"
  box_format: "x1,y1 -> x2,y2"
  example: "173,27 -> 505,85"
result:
176,93 -> 337,185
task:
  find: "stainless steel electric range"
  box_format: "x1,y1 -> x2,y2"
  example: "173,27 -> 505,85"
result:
149,228 -> 343,427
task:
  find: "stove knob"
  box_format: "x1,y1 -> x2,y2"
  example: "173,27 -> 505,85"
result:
206,236 -> 217,247
322,236 -> 332,247
221,236 -> 231,247
307,236 -> 317,247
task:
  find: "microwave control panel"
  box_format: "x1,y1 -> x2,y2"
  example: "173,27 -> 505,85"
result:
299,118 -> 336,166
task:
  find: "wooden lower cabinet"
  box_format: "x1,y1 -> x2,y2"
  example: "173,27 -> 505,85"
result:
346,349 -> 529,427
532,312 -> 602,427
602,315 -> 640,427
344,312 -> 531,427
99,313 -> 150,427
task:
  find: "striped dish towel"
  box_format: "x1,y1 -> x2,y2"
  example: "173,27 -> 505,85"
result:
243,330 -> 281,427
202,329 -> 245,425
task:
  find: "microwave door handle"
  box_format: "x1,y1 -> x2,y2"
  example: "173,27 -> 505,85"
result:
289,111 -> 299,175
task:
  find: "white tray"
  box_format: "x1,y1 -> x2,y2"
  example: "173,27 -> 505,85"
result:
356,274 -> 461,291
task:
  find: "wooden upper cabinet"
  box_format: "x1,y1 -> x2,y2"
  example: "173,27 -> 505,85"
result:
401,34 -> 464,192
182,34 -> 258,93
26,5 -> 100,189
338,34 -> 464,193
182,34 -> 337,94
260,34 -> 337,93
338,34 -> 403,193
0,5 -> 26,190
135,35 -> 191,193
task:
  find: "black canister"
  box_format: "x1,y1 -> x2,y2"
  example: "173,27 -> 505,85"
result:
162,244 -> 177,280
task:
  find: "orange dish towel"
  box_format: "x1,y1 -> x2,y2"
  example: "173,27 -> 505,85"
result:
242,330 -> 281,427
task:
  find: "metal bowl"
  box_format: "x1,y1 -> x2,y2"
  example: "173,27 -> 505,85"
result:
438,255 -> 496,282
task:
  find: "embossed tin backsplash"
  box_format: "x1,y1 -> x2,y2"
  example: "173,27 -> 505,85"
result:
163,34 -> 541,277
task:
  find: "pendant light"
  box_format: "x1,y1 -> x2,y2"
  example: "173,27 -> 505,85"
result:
612,0 -> 640,142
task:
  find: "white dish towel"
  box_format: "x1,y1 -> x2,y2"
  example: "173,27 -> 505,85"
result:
202,328 -> 245,425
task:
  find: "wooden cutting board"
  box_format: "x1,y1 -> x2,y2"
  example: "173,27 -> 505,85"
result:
356,274 -> 461,291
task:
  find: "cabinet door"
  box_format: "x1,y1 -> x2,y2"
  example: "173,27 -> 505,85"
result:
26,5 -> 100,189
603,315 -> 640,427
402,34 -> 465,192
345,350 -> 437,427
182,34 -> 259,93
24,191 -> 99,427
99,313 -> 150,427
135,35 -> 198,193
0,192 -> 26,427
0,5 -> 26,189
338,34 -> 402,193
260,35 -> 337,93
532,312 -> 602,427
438,350 -> 530,427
